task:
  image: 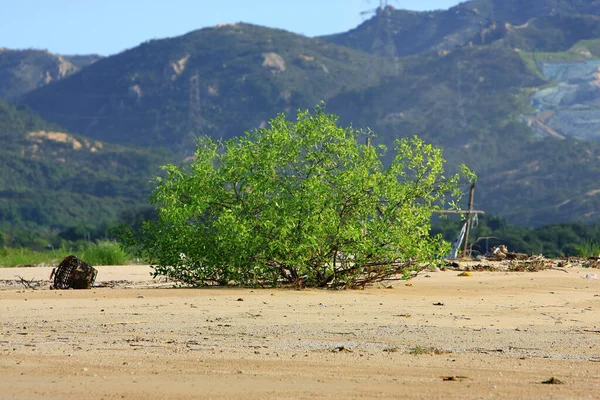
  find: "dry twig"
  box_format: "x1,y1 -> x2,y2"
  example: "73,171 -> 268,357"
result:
16,276 -> 36,290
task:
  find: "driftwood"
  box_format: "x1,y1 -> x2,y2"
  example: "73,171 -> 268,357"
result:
16,276 -> 36,290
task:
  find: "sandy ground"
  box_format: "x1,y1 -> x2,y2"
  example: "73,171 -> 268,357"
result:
0,265 -> 599,399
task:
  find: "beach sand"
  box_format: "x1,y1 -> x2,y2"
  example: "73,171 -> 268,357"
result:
0,265 -> 598,399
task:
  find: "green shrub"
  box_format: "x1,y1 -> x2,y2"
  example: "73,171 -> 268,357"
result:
121,107 -> 473,288
574,239 -> 600,258
81,241 -> 129,266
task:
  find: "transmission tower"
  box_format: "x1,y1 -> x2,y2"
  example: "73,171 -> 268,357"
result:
185,71 -> 204,155
361,0 -> 397,17
360,0 -> 399,58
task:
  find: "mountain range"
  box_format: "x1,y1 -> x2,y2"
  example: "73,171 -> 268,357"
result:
0,48 -> 101,100
324,0 -> 600,57
2,0 -> 600,244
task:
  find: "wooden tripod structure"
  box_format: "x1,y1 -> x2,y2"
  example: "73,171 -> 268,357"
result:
433,183 -> 484,258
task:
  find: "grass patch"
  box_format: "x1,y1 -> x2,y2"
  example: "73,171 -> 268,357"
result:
519,52 -> 546,80
81,241 -> 129,266
518,41 -> 600,81
574,239 -> 600,258
532,51 -> 584,62
0,247 -> 66,267
0,241 -> 132,267
571,39 -> 600,57
518,50 -> 583,78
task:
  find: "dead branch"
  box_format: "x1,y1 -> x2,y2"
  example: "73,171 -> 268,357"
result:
16,276 -> 36,290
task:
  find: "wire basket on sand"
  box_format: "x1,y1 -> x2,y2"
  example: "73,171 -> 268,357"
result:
51,255 -> 98,289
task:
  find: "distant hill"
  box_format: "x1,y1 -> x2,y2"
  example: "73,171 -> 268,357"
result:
462,0 -> 600,25
322,0 -> 600,57
325,14 -> 600,143
325,15 -> 600,225
10,3 -> 600,226
0,101 -> 171,245
21,23 -> 397,154
328,45 -> 542,142
62,54 -> 103,69
0,49 -> 101,101
321,6 -> 488,57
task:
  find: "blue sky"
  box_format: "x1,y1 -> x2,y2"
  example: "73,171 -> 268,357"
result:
1,0 -> 463,55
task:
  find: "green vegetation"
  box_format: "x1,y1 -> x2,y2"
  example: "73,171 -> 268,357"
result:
80,241 -> 130,266
22,23 -> 398,150
0,101 -> 172,247
573,240 -> 600,259
323,1 -> 600,58
329,45 -> 543,148
0,247 -> 64,267
515,26 -> 600,77
0,49 -> 101,101
3,0 -> 600,247
327,40 -> 600,226
572,38 -> 600,57
121,108 -> 473,288
503,15 -> 600,53
62,54 -> 103,69
322,6 -> 485,57
518,34 -> 600,79
0,49 -> 80,100
518,52 -> 547,79
0,241 -> 131,267
15,10 -> 600,227
433,215 -> 600,258
462,0 -> 600,25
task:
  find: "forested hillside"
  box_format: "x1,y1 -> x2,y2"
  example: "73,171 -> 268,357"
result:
2,0 -> 600,240
0,102 -> 170,246
21,24 -> 397,153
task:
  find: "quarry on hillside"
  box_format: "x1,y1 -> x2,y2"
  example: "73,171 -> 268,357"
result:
528,59 -> 600,141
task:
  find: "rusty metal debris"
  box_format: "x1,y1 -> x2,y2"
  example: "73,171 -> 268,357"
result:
51,255 -> 97,289
445,244 -> 599,272
488,245 -> 529,261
